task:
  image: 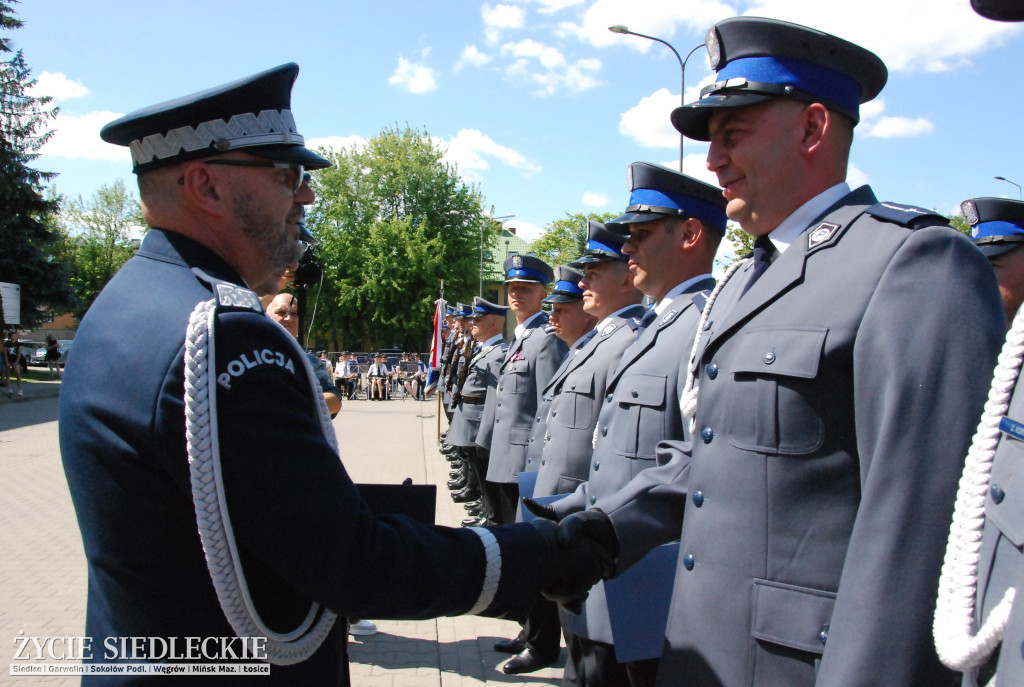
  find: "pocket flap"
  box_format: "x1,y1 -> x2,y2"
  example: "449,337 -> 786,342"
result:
752,579 -> 836,655
564,370 -> 594,394
988,438 -> 1024,547
510,358 -> 532,375
618,373 -> 665,408
729,328 -> 827,379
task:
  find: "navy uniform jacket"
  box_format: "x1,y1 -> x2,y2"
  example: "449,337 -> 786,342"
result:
478,314 -> 568,482
964,361 -> 1024,687
550,285 -> 711,645
59,229 -> 552,685
594,187 -> 1004,687
526,306 -> 645,499
446,337 -> 507,449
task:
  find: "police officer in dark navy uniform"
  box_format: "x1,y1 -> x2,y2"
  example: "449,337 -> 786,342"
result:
551,18 -> 1005,687
935,198 -> 1024,687
58,63 -> 613,685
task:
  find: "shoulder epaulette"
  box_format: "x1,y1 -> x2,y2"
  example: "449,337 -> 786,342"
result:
543,323 -> 556,333
192,267 -> 262,312
866,202 -> 948,229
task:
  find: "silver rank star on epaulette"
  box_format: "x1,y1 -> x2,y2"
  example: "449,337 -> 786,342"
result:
215,283 -> 262,312
660,310 -> 679,327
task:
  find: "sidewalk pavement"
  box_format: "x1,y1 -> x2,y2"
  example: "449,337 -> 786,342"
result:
0,388 -> 564,685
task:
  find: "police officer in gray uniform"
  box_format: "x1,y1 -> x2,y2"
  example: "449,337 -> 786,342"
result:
555,18 -> 1005,687
935,198 -> 1024,687
529,164 -> 726,687
477,254 -> 568,524
57,63 -> 613,685
446,297 -> 509,527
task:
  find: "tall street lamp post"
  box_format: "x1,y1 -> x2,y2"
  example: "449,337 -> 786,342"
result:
609,25 -> 703,172
995,176 -> 1022,200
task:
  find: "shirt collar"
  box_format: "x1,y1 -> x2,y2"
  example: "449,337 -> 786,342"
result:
596,304 -> 642,331
482,333 -> 503,347
514,310 -> 544,340
656,273 -> 713,315
767,182 -> 851,254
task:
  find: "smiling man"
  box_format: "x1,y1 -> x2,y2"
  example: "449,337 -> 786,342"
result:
555,17 -> 1005,687
58,63 -> 613,685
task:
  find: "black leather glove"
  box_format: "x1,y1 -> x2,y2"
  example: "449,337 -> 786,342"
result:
557,509 -> 619,561
530,514 -> 616,614
521,496 -> 558,521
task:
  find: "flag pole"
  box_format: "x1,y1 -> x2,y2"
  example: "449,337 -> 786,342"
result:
437,280 -> 444,441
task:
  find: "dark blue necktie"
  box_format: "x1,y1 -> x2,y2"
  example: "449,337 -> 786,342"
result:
741,235 -> 776,296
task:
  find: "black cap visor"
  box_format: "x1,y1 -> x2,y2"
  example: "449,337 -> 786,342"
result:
252,144 -> 331,170
671,92 -> 777,141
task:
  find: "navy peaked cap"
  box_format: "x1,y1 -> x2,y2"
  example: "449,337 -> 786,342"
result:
963,197 -> 1024,257
455,302 -> 473,318
672,17 -> 887,141
101,63 -> 331,174
503,254 -> 554,285
569,221 -> 629,266
609,162 -> 728,234
470,296 -> 510,318
544,266 -> 585,303
972,0 -> 1024,21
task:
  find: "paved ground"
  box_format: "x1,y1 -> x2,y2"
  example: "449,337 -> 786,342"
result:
0,374 -> 562,685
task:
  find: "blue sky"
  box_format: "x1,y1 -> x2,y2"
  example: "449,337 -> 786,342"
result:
13,0 -> 1024,250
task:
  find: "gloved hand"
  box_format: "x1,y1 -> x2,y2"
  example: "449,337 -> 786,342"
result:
529,509 -> 618,614
521,496 -> 558,521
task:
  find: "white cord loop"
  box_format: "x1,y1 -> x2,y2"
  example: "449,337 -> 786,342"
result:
680,260 -> 745,434
934,304 -> 1024,678
185,299 -> 337,665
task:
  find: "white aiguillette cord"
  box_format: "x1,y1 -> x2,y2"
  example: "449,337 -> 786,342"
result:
934,304 -> 1024,683
184,299 -> 337,664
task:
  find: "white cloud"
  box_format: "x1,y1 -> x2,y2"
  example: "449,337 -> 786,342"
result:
530,0 -> 586,13
441,128 -> 541,177
847,163 -> 869,189
39,110 -> 128,161
456,45 -> 492,70
29,71 -> 87,100
559,0 -> 733,48
389,53 -> 438,94
508,221 -> 544,243
863,116 -> 934,139
618,88 -> 679,148
501,38 -> 603,96
306,135 -> 368,154
583,191 -> 608,206
483,3 -> 526,44
742,0 -> 1022,72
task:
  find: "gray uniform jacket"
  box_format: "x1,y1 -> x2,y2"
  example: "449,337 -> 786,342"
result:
594,187 -> 1005,687
479,313 -> 568,483
526,306 -> 646,499
446,338 -> 507,449
549,285 -> 711,645
965,365 -> 1024,687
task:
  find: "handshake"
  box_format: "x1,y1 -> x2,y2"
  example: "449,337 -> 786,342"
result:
523,498 -> 619,614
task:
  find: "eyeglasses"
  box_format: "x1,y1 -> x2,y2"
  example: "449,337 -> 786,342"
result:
204,159 -> 306,194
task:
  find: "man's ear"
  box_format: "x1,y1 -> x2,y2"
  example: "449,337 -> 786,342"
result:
800,103 -> 829,158
679,216 -> 705,251
179,162 -> 228,217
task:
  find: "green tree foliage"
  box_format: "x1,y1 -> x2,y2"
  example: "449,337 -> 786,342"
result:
0,1 -> 74,329
530,211 -> 620,266
948,212 -> 971,237
305,125 -> 496,351
55,179 -> 144,317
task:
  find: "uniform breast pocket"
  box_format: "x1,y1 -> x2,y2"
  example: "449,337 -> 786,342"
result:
611,373 -> 666,459
558,370 -> 595,430
507,358 -> 531,394
724,328 -> 826,455
988,437 -> 1024,547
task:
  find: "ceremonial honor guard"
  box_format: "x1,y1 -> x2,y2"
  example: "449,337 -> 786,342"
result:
477,254 -> 568,524
935,198 -> 1024,686
562,19 -> 1004,686
529,165 -> 726,686
58,63 -> 612,683
446,297 -> 509,527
